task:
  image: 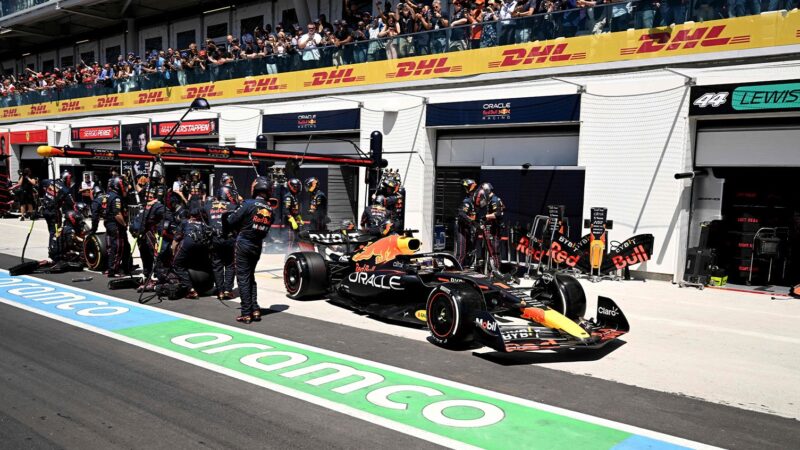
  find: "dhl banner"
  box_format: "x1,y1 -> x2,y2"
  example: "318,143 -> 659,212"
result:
1,12 -> 798,123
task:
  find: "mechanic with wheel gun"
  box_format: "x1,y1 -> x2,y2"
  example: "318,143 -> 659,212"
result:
59,203 -> 89,262
105,176 -> 133,278
172,205 -> 210,299
206,185 -> 239,300
455,178 -> 479,268
305,176 -> 328,231
283,177 -> 303,251
224,176 -> 274,324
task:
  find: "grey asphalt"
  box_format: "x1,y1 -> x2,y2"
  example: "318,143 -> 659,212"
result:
1,253 -> 799,449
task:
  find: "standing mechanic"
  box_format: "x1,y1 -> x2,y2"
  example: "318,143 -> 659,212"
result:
89,185 -> 106,235
225,177 -> 274,324
455,178 -> 479,267
360,195 -> 394,236
474,182 -> 506,271
206,185 -> 239,300
283,178 -> 303,250
134,186 -> 166,287
40,180 -> 64,261
188,169 -> 207,208
172,205 -> 209,299
105,176 -> 132,278
305,176 -> 328,231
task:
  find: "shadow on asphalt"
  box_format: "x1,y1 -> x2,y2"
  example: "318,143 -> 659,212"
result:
472,340 -> 627,365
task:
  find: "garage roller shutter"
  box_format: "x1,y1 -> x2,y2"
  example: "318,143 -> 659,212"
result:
696,122 -> 800,167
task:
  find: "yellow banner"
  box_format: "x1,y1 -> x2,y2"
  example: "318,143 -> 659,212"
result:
1,11 -> 798,123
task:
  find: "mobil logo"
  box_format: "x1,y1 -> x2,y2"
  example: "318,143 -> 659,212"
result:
29,104 -> 48,115
237,77 -> 287,94
386,58 -> 462,79
136,91 -> 168,104
488,43 -> 586,68
59,100 -> 83,112
620,25 -> 750,55
2,108 -> 20,118
94,96 -> 122,108
304,69 -> 365,87
182,85 -> 222,99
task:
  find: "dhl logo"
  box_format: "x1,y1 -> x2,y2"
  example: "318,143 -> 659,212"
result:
304,69 -> 365,87
237,77 -> 287,94
620,25 -> 750,55
182,85 -> 222,99
2,108 -> 20,118
386,57 -> 462,78
487,43 -> 586,68
94,96 -> 122,108
29,105 -> 49,115
135,91 -> 168,104
59,100 -> 83,112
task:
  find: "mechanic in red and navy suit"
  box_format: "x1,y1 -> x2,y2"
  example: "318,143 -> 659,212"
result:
474,182 -> 506,263
224,177 -> 274,324
104,176 -> 133,278
455,178 -> 478,267
282,178 -> 303,251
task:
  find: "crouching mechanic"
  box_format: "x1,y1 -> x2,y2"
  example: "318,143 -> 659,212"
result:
60,206 -> 88,261
206,186 -> 239,300
172,205 -> 209,299
360,195 -> 394,236
224,177 -> 273,324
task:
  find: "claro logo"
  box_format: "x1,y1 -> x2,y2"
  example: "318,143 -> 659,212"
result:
237,78 -> 287,94
620,25 -> 750,55
304,69 -> 365,87
135,91 -> 168,104
386,58 -> 462,78
488,44 -> 586,68
182,85 -> 222,99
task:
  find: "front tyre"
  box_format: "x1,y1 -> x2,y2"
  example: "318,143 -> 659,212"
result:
426,283 -> 484,348
284,252 -> 328,299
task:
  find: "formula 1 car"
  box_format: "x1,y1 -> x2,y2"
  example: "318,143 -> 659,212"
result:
283,231 -> 629,352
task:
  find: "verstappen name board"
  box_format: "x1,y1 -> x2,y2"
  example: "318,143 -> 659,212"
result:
1,11 -> 799,123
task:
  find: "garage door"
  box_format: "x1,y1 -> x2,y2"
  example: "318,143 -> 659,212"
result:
274,135 -> 360,227
696,118 -> 800,167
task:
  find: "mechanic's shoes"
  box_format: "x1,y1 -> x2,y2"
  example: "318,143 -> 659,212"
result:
185,289 -> 199,299
223,291 -> 235,300
235,314 -> 252,324
251,309 -> 262,322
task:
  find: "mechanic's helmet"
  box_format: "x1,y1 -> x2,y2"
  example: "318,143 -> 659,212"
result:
372,194 -> 386,207
220,173 -> 234,186
381,177 -> 397,194
304,177 -> 319,193
217,186 -> 239,205
342,219 -> 355,231
108,176 -> 126,196
65,209 -> 80,227
478,182 -> 494,197
251,176 -> 271,198
60,170 -> 72,186
146,185 -> 159,201
473,187 -> 491,209
74,202 -> 90,218
379,218 -> 394,236
190,169 -> 200,181
92,184 -> 104,196
462,178 -> 477,195
287,178 -> 302,195
41,178 -> 55,193
151,169 -> 162,180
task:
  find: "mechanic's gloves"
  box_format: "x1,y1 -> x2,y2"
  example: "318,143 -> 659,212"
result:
289,216 -> 299,230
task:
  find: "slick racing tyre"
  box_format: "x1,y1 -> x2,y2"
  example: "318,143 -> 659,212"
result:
83,232 -> 107,272
426,283 -> 485,348
188,268 -> 215,296
284,252 -> 328,299
531,273 -> 587,321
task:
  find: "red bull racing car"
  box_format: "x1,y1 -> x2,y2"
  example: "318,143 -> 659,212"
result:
283,231 -> 629,352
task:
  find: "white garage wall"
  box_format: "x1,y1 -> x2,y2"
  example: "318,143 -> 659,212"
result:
577,73 -> 691,277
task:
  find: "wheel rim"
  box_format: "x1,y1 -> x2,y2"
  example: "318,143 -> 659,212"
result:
84,237 -> 100,270
428,292 -> 455,338
284,258 -> 302,295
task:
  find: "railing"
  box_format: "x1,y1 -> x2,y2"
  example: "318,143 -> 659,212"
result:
0,0 -> 790,108
0,0 -> 50,17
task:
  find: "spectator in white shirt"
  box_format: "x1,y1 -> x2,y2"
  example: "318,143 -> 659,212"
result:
298,23 -> 322,69
80,173 -> 95,203
499,0 -> 518,46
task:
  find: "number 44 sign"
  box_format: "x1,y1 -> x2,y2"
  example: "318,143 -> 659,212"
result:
693,91 -> 729,108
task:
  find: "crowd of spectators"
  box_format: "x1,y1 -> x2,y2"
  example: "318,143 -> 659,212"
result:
1,0 -> 794,106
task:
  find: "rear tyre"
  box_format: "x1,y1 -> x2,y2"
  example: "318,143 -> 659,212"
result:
426,283 -> 484,348
284,252 -> 329,299
83,232 -> 107,271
